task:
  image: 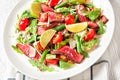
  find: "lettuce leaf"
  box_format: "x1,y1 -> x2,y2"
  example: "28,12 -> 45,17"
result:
86,8 -> 101,21
97,20 -> 106,35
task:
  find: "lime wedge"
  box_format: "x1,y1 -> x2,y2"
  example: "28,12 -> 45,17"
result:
40,29 -> 56,48
65,22 -> 88,33
30,2 -> 41,18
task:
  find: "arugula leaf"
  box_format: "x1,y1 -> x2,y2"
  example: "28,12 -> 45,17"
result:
26,19 -> 38,43
18,10 -> 33,20
16,34 -> 27,43
28,59 -> 55,72
12,45 -> 23,54
29,59 -> 40,66
59,60 -> 74,68
27,35 -> 36,43
28,19 -> 37,33
38,63 -> 55,72
97,20 -> 106,35
86,8 -> 101,21
83,38 -> 99,48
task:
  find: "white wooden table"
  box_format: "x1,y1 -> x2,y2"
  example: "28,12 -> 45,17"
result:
0,0 -> 120,80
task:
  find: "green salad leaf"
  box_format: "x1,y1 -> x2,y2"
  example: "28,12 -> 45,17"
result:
29,59 -> 55,72
83,38 -> 99,48
97,20 -> 106,35
18,10 -> 33,20
59,60 -> 74,68
26,19 -> 38,43
12,45 -> 23,54
86,8 -> 101,21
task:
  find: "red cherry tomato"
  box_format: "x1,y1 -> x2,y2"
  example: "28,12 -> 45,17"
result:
65,14 -> 74,25
37,41 -> 45,51
48,0 -> 59,7
19,18 -> 29,31
84,29 -> 96,41
52,32 -> 63,44
46,59 -> 59,65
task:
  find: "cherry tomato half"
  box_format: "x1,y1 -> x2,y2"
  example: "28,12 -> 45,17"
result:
19,18 -> 29,31
48,0 -> 59,7
46,59 -> 59,65
65,14 -> 74,25
37,41 -> 45,51
52,32 -> 63,44
84,29 -> 96,41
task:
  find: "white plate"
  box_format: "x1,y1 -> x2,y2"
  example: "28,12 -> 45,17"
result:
3,0 -> 115,80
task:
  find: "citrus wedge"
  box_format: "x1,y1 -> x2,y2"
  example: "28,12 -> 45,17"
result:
30,2 -> 41,18
40,29 -> 56,48
65,22 -> 88,33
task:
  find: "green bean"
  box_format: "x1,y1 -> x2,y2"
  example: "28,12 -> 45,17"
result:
39,49 -> 49,63
74,15 -> 78,23
74,34 -> 81,53
74,34 -> 89,57
55,7 -> 70,13
53,24 -> 65,31
54,0 -> 68,9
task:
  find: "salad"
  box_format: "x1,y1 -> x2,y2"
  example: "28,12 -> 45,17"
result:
12,0 -> 108,71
